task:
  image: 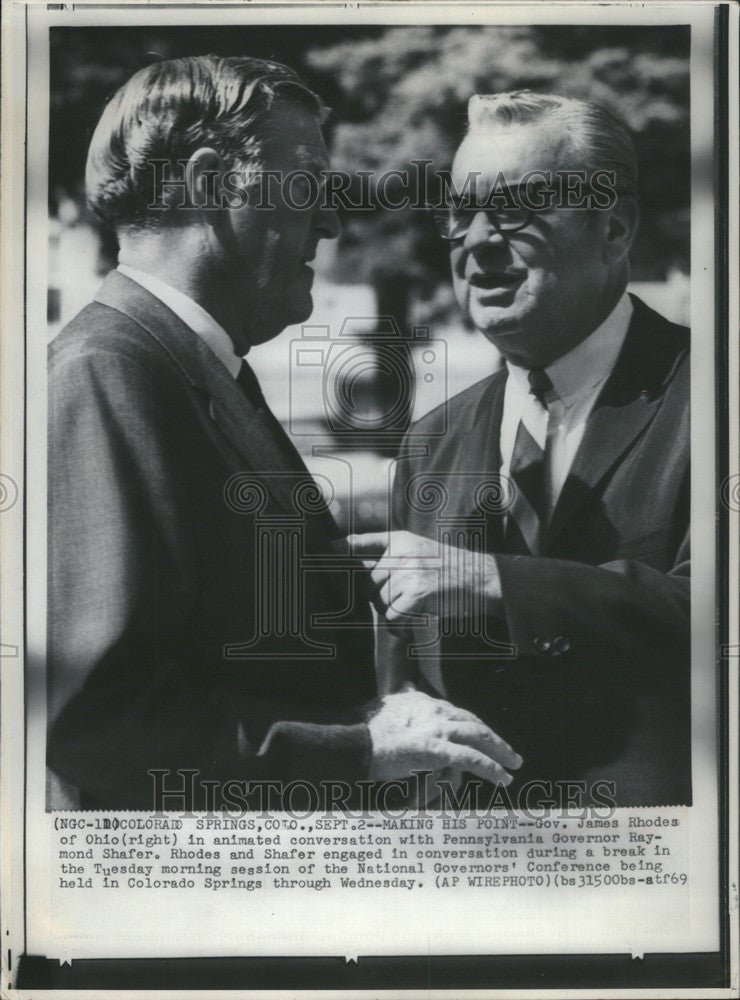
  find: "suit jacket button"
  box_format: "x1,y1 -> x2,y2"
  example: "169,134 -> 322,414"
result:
533,636 -> 551,654
552,636 -> 571,654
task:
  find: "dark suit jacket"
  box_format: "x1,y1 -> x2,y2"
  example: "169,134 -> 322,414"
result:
391,296 -> 691,806
47,271 -> 376,809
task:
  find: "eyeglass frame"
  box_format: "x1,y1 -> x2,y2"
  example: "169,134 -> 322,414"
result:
428,181 -> 636,242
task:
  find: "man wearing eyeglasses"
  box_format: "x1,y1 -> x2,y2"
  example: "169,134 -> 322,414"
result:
352,91 -> 691,808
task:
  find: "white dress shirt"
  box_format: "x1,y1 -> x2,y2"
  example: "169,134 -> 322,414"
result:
117,264 -> 243,379
500,291 -> 633,520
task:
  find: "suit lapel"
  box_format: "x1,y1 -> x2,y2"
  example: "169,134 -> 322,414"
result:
94,271 -> 337,539
542,296 -> 685,551
454,371 -> 508,551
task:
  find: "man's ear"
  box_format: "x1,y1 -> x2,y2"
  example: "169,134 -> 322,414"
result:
605,194 -> 640,264
184,147 -> 224,213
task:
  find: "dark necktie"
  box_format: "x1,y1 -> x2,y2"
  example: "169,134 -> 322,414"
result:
504,368 -> 553,555
236,360 -> 375,615
236,358 -> 309,473
528,367 -> 552,408
237,358 -> 268,411
236,359 -> 341,533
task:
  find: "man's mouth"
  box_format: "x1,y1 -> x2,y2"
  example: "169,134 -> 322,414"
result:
468,270 -> 524,290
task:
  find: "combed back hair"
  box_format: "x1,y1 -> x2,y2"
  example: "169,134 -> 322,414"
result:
85,54 -> 326,230
467,91 -> 638,194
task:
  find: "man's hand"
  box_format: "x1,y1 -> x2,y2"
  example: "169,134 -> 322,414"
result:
350,530 -> 503,628
367,686 -> 522,785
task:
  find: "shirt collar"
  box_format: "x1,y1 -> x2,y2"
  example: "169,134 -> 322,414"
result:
117,264 -> 243,379
506,290 -> 633,408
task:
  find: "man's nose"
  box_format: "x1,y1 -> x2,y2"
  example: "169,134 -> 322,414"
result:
315,203 -> 341,241
464,210 -> 506,250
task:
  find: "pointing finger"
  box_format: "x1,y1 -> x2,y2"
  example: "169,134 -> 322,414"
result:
371,558 -> 391,588
347,532 -> 390,557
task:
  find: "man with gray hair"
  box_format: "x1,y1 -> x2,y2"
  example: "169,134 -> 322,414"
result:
47,56 -> 522,809
353,91 -> 691,807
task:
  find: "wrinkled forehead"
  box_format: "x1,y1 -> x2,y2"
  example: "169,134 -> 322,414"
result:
451,122 -> 580,190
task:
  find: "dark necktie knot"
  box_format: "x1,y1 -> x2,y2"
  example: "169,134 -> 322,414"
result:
528,367 -> 552,407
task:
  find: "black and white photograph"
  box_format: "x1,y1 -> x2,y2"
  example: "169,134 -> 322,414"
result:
45,18 -> 696,812
1,1 -> 736,996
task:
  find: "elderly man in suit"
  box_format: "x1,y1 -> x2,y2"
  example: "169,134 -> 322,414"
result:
353,92 -> 690,807
47,56 -> 522,809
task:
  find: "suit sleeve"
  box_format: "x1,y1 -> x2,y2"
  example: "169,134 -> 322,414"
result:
495,532 -> 689,681
47,347 -> 370,808
390,430 -> 689,685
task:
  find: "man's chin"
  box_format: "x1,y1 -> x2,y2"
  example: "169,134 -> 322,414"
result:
470,304 -> 523,338
262,294 -> 313,341
289,293 -> 314,327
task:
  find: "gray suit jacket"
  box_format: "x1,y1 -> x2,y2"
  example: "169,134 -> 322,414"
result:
391,296 -> 691,806
47,271 -> 376,809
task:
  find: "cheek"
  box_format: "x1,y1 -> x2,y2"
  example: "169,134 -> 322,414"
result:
549,249 -> 602,294
451,273 -> 469,311
449,246 -> 464,274
549,217 -> 605,272
251,230 -> 281,288
450,251 -> 468,301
